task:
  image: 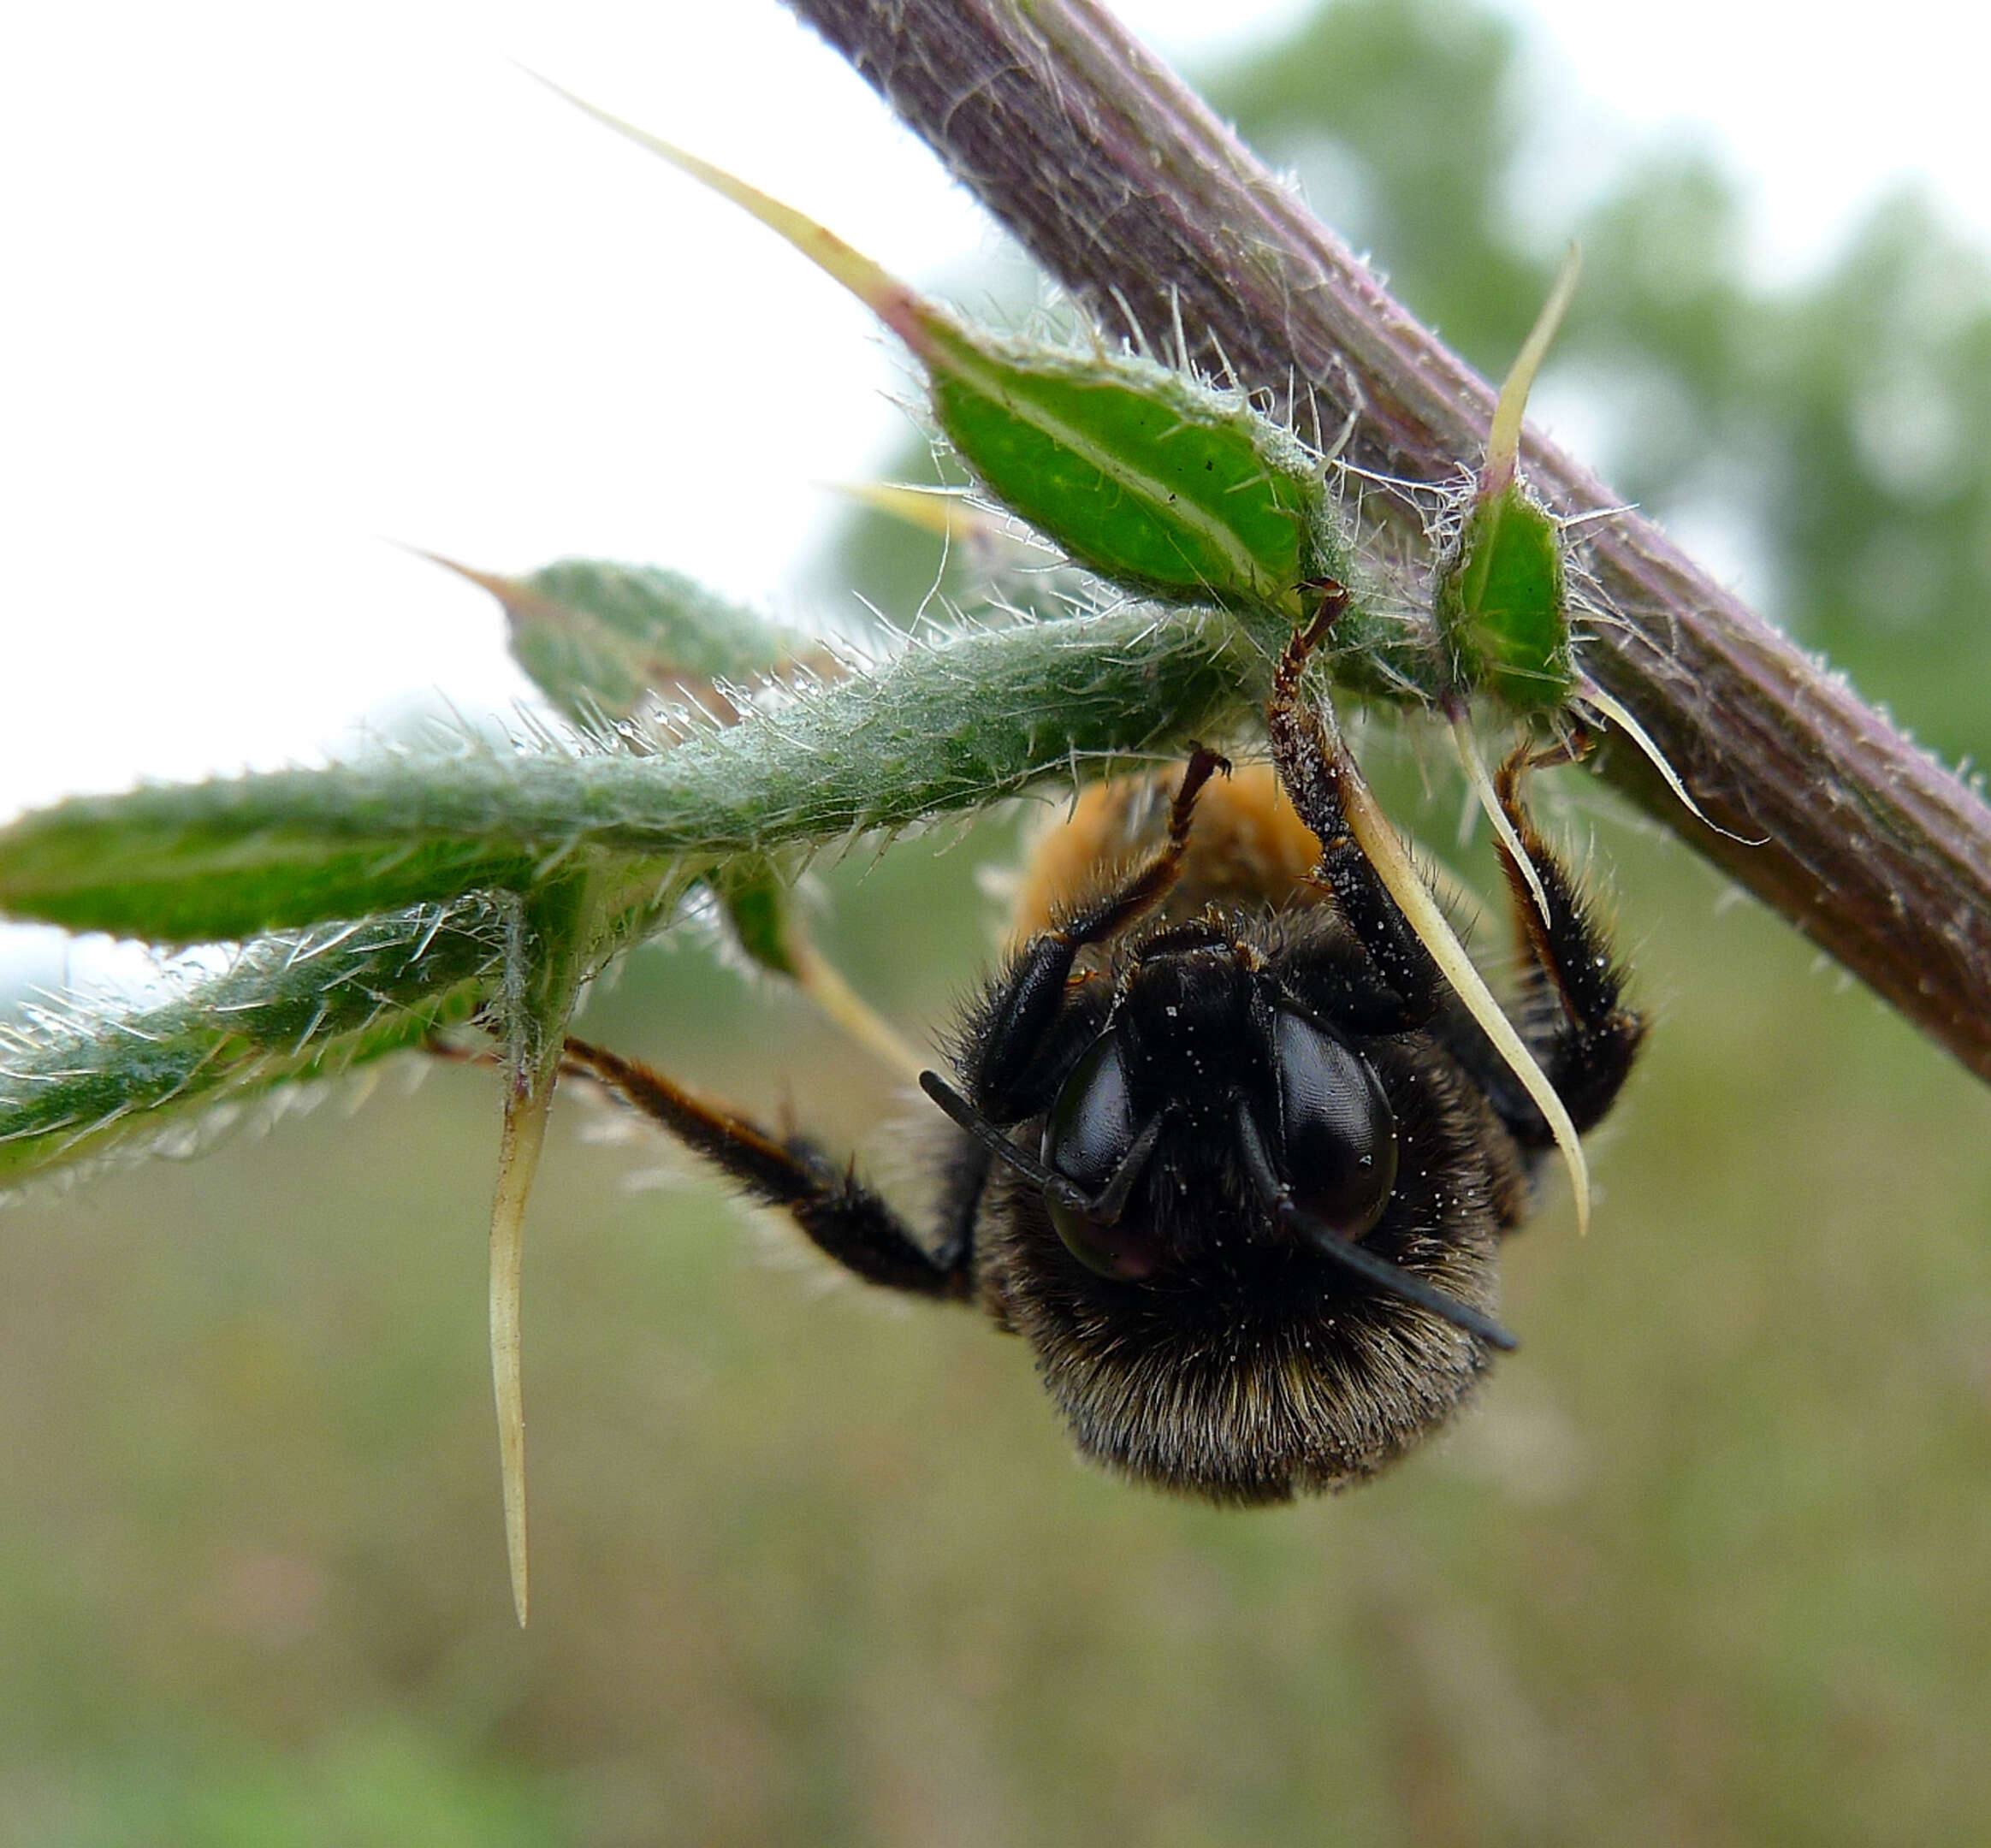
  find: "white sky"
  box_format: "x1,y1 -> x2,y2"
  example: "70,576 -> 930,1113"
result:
1,0 -> 1985,838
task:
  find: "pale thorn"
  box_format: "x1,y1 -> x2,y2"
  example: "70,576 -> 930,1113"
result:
489,1063 -> 555,1627
786,934 -> 928,1087
523,70 -> 931,352
817,480 -> 1004,547
1336,749 -> 1591,1236
1579,680 -> 1771,847
1449,710 -> 1553,929
1481,243 -> 1583,499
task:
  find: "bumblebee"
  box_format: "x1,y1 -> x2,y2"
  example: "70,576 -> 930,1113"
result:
564,612 -> 1644,1502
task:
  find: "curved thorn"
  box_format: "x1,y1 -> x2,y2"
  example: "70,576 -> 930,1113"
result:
1578,680 -> 1771,847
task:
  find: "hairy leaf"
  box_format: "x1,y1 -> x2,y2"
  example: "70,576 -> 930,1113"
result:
0,900 -> 503,1187
0,607 -> 1262,945
1436,485 -> 1573,711
429,553 -> 798,724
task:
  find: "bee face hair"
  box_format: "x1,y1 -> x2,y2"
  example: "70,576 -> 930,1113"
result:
968,923 -> 1526,1502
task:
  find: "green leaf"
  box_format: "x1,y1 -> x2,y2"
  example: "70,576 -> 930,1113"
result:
540,93 -> 1438,660
0,607 -> 1260,946
709,856 -> 800,978
429,554 -> 797,723
1435,484 -> 1573,711
0,799 -> 542,943
925,328 -> 1342,621
0,899 -> 502,1187
442,557 -> 821,982
430,553 -> 846,985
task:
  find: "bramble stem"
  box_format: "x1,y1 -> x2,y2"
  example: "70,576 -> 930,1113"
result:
786,0 -> 1991,1084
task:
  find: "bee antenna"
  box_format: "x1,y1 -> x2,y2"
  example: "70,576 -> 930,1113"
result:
1234,1104 -> 1519,1352
1086,1116 -> 1163,1225
920,1070 -> 1096,1215
919,1069 -> 1160,1227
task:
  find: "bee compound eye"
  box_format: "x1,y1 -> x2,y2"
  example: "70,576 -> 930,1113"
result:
1269,1007 -> 1398,1241
1040,1030 -> 1163,1281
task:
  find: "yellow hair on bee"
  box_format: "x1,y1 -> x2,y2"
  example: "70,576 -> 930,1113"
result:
1010,764 -> 1324,942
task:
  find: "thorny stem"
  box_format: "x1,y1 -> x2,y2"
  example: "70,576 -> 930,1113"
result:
785,0 -> 1991,1084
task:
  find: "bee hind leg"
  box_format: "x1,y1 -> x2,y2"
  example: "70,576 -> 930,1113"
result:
560,1037 -> 975,1301
1481,742 -> 1647,1144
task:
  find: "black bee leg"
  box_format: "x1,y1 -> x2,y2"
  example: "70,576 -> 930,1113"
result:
968,746 -> 1227,1116
1265,587 -> 1442,1028
1483,743 -> 1647,1142
560,1037 -> 975,1301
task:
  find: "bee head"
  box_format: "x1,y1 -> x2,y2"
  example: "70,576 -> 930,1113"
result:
939,928 -> 1520,1501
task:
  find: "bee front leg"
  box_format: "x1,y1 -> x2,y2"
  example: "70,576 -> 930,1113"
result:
965,745 -> 1226,1119
1265,588 -> 1443,1029
562,1039 -> 975,1302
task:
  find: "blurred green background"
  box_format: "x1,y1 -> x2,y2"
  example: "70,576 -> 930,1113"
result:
5,1 -> 1991,1841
